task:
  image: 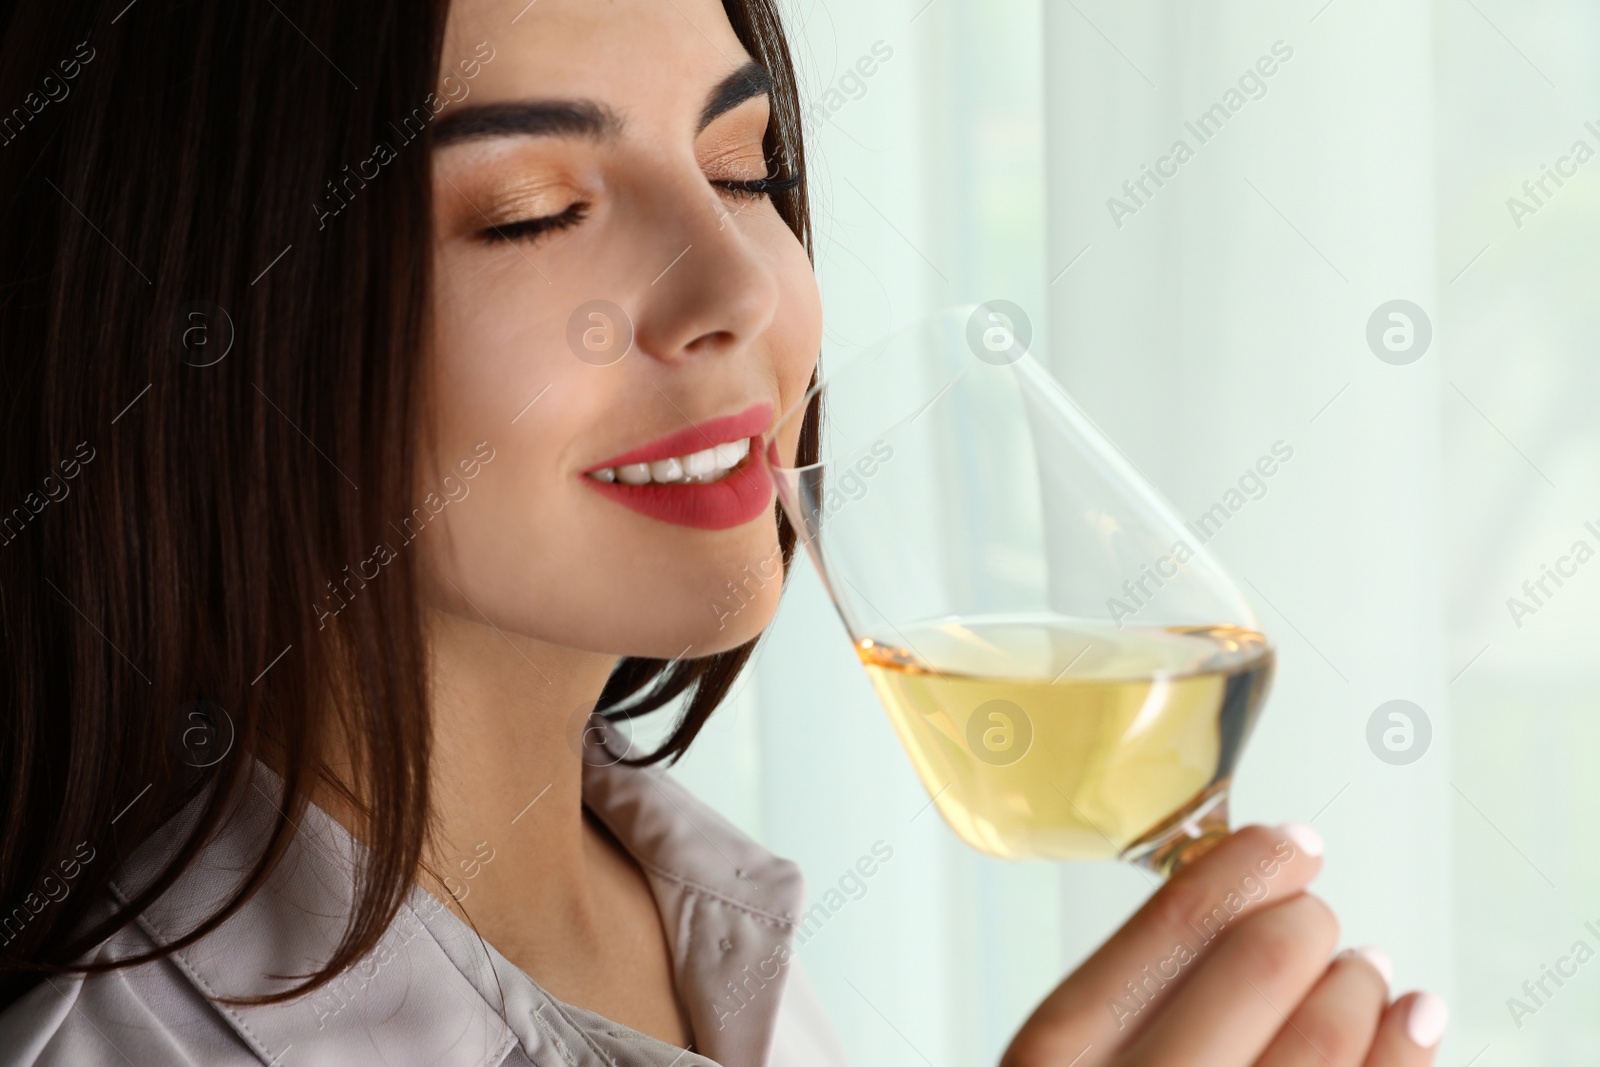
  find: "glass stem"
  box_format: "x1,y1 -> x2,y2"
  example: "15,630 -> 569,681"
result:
1121,780 -> 1232,878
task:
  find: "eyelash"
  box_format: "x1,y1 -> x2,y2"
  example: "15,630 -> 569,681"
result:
481,201 -> 589,244
478,169 -> 803,244
712,171 -> 803,201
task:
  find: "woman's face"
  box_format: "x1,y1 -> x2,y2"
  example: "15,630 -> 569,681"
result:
423,0 -> 821,659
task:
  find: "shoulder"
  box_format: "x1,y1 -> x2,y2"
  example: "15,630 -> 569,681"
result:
0,763 -> 523,1067
0,926 -> 258,1066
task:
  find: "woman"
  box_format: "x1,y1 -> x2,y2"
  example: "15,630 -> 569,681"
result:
0,0 -> 1447,1063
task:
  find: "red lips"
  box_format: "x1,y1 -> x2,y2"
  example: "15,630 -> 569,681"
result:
580,401 -> 775,530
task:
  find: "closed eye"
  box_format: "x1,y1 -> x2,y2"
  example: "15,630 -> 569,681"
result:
480,201 -> 589,244
712,171 -> 803,201
475,166 -> 801,243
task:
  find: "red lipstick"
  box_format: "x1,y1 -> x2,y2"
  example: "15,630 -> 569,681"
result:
580,401 -> 774,530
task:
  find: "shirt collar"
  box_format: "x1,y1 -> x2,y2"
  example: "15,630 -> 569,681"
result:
579,719 -> 807,1060
107,724 -> 807,1067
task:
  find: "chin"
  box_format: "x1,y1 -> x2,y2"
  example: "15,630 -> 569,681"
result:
643,584 -> 781,659
604,521 -> 790,658
684,610 -> 774,656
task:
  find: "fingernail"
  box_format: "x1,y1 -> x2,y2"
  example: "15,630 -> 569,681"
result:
1351,945 -> 1392,986
1275,822 -> 1324,858
1405,993 -> 1448,1048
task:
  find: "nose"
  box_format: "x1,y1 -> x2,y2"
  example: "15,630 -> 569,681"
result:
628,178 -> 781,365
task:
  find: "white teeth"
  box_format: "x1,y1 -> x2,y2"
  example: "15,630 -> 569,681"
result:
715,439 -> 750,467
649,456 -> 686,483
616,463 -> 653,485
589,437 -> 750,486
682,446 -> 719,478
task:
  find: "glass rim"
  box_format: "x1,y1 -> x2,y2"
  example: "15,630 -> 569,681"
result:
762,301 -> 1046,476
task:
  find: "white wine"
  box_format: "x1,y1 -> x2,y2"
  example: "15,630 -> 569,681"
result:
857,616 -> 1273,861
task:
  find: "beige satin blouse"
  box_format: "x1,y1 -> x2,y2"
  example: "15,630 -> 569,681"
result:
0,725 -> 852,1066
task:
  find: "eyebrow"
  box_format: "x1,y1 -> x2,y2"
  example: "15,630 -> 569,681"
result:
431,61 -> 772,148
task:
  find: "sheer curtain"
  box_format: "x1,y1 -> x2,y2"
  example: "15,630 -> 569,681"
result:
648,0 -> 1599,1062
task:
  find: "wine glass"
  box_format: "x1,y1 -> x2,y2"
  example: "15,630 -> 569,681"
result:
762,303 -> 1274,877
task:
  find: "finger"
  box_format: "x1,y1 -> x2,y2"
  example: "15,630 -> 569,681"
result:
1120,892 -> 1341,1066
1253,947 -> 1391,1067
1005,823 -> 1323,1066
1361,992 -> 1447,1067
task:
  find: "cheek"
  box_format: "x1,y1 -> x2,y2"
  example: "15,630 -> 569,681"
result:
428,250 -> 573,439
764,230 -> 823,464
419,246 -> 602,604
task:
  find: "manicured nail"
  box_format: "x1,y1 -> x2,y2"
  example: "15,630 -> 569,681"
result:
1275,822 -> 1324,858
1405,993 -> 1448,1048
1351,945 -> 1392,986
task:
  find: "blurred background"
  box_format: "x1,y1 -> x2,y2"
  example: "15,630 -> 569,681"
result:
632,0 -> 1600,1062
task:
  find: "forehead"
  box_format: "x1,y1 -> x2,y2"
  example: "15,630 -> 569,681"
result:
440,0 -> 752,114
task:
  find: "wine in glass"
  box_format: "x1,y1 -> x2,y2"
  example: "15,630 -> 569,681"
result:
763,303 -> 1274,877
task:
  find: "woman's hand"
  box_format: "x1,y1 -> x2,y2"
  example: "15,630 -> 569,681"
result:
1001,824 -> 1448,1067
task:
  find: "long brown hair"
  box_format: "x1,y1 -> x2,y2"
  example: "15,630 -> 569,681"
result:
0,0 -> 817,1009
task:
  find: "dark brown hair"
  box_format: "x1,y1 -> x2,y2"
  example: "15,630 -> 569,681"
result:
0,0 -> 817,1009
